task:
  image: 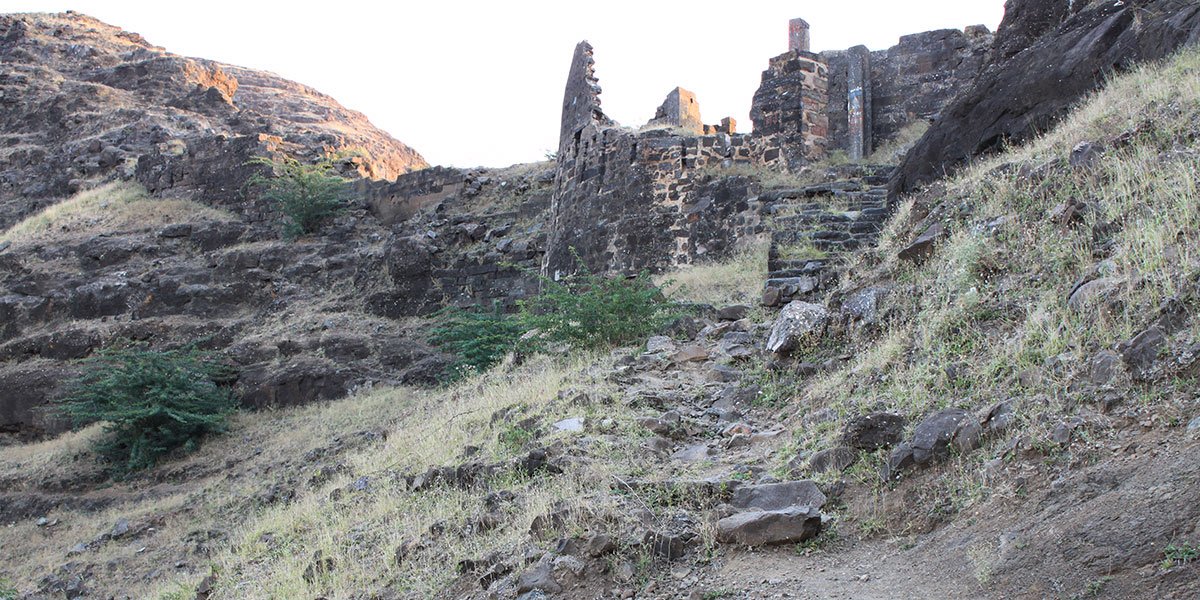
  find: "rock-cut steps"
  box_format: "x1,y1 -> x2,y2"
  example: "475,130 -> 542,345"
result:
761,165 -> 895,306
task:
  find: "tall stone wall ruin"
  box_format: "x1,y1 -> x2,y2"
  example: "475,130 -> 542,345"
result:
748,50 -> 830,173
544,42 -> 765,278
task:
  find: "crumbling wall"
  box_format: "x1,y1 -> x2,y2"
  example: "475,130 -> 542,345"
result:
545,42 -> 765,277
649,87 -> 704,135
823,27 -> 993,158
354,166 -> 465,225
867,27 -> 993,147
754,21 -> 992,168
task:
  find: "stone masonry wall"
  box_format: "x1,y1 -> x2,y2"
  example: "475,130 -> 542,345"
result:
545,42 -> 765,278
822,27 -> 994,158
748,50 -> 830,172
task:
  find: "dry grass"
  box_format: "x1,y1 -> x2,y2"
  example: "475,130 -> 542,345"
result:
789,47 -> 1200,494
0,181 -> 235,246
206,350 -> 637,599
867,120 -> 930,164
657,239 -> 768,306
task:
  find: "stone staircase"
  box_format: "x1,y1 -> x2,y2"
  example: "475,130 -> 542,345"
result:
761,165 -> 895,306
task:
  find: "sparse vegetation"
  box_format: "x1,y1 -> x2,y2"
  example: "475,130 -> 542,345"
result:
431,254 -> 679,377
802,46 -> 1200,437
867,120 -> 930,164
246,154 -> 349,238
1161,541 -> 1198,569
56,342 -> 238,474
656,240 -> 767,306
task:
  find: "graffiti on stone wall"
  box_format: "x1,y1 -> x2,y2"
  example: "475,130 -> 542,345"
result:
848,87 -> 865,159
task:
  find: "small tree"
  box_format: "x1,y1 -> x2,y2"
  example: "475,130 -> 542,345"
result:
246,154 -> 348,238
56,342 -> 237,474
519,254 -> 677,350
429,301 -> 526,381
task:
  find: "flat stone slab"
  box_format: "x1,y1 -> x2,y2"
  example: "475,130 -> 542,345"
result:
731,480 -> 826,511
716,506 -> 822,546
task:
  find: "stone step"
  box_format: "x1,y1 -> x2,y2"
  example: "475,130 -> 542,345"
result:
772,214 -> 886,229
769,198 -> 887,212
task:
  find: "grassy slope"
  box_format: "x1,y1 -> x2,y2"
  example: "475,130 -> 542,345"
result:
0,181 -> 235,246
2,46 -> 1198,600
781,46 -> 1200,535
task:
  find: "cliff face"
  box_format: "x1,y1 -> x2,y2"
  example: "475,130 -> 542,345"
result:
0,11 -> 427,229
889,0 -> 1200,199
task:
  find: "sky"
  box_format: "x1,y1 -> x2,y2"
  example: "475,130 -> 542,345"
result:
4,1 -> 1007,169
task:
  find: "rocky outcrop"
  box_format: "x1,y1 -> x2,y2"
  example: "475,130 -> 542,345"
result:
0,11 -> 427,228
890,0 -> 1200,199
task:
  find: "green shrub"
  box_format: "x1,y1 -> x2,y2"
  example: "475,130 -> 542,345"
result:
519,256 -> 678,350
429,253 -> 679,377
428,301 -> 526,381
56,342 -> 238,474
246,154 -> 348,238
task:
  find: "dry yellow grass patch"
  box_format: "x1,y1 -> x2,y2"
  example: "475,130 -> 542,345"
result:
0,181 -> 235,246
658,240 -> 768,307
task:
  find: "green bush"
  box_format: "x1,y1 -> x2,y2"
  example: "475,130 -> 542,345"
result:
428,301 -> 526,381
429,255 -> 679,379
57,342 -> 238,474
246,154 -> 348,239
519,258 -> 677,350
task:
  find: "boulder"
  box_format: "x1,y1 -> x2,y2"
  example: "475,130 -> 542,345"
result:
730,480 -> 826,511
897,223 -> 945,262
1087,350 -> 1124,385
717,304 -> 751,321
1067,277 -> 1121,312
766,301 -> 829,354
1117,326 -> 1166,373
884,442 -> 916,479
911,408 -> 970,464
841,412 -> 905,451
516,560 -> 561,594
716,507 -> 822,546
841,287 -> 887,324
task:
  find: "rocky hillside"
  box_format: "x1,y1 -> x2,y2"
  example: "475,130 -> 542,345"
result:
3,40 -> 1199,600
0,11 -> 427,230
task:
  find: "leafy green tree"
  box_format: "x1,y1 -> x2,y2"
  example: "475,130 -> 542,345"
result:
56,342 -> 238,474
246,154 -> 349,238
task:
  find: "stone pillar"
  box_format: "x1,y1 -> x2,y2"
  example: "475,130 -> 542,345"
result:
846,45 -> 872,160
789,18 -> 810,52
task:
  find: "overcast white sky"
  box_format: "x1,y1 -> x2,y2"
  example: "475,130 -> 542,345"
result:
4,1 -> 1006,168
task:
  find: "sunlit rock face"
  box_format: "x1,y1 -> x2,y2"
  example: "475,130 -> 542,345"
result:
0,11 -> 427,228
